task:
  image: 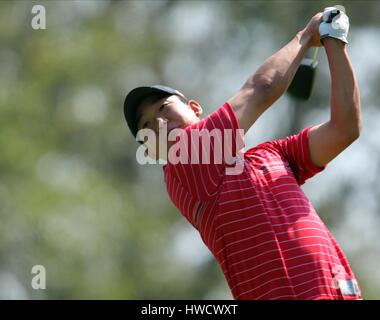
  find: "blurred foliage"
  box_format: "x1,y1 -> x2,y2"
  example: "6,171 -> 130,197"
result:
0,0 -> 379,299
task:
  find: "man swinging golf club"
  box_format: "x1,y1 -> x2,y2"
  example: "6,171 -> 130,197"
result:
124,6 -> 362,300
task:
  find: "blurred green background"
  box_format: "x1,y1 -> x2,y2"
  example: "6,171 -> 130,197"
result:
0,0 -> 379,299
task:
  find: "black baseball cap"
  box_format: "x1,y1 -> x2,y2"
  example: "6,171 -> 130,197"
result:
123,85 -> 186,138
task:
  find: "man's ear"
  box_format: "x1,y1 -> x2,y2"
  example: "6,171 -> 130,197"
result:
187,100 -> 203,117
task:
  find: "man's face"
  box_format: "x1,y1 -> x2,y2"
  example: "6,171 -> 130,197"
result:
136,95 -> 202,160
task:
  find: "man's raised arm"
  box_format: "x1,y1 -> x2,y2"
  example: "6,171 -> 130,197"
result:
304,7 -> 362,168
308,37 -> 361,168
228,13 -> 323,133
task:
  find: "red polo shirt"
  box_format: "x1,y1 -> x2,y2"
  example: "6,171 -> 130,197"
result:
163,102 -> 361,300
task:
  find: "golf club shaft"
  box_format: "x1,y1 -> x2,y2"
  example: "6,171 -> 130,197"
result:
312,47 -> 319,65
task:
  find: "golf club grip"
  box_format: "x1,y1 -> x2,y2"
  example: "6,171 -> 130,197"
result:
327,10 -> 340,23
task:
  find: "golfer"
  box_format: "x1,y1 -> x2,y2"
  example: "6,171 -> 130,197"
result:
124,7 -> 362,300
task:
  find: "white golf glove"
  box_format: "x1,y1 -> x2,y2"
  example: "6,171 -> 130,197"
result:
319,6 -> 349,44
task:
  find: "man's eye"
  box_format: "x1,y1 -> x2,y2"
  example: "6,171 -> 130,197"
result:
143,122 -> 148,128
159,104 -> 165,111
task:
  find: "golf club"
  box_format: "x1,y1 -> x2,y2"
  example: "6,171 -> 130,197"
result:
287,47 -> 319,100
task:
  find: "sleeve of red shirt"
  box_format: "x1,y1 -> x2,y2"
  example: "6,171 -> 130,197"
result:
271,126 -> 326,185
165,102 -> 244,201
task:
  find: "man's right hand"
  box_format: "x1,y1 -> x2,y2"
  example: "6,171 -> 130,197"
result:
302,12 -> 323,48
